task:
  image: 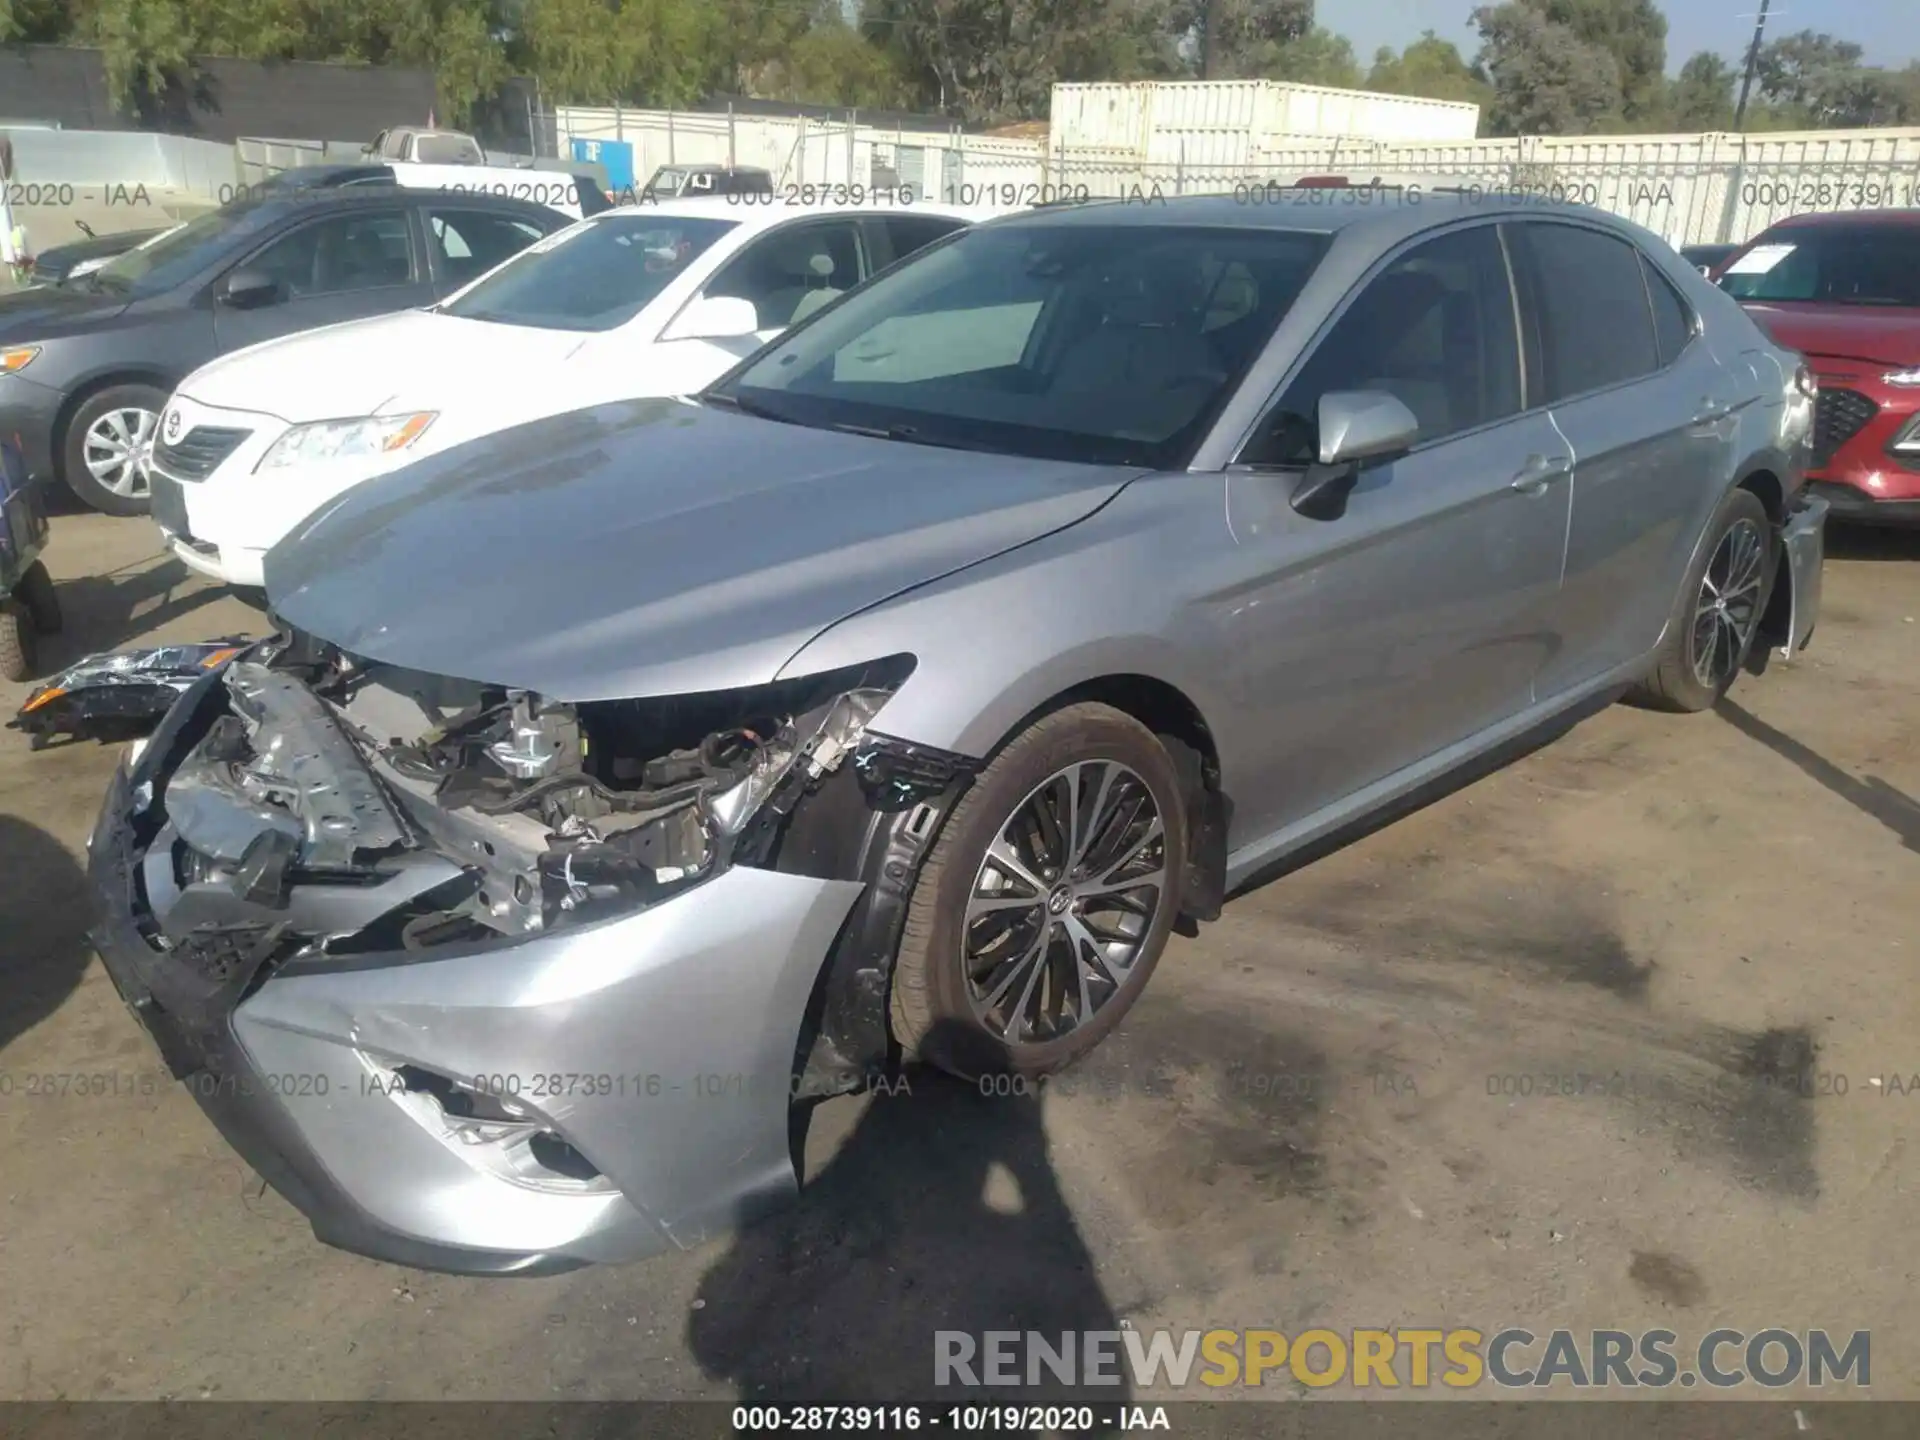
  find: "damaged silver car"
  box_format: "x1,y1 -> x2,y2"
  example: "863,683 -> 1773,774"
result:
89,193 -> 1825,1273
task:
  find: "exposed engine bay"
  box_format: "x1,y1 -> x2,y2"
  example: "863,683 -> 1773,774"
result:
139,631 -> 918,969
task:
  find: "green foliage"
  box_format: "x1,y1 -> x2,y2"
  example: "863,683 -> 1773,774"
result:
862,0 -> 1183,125
1168,0 -> 1311,79
1366,31 -> 1494,111
1526,0 -> 1665,120
1662,51 -> 1733,131
757,19 -> 915,109
1260,27 -> 1359,89
1471,2 -> 1621,135
1751,30 -> 1920,127
8,0 -> 1915,137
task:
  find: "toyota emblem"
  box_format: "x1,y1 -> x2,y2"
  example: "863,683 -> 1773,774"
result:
164,409 -> 181,441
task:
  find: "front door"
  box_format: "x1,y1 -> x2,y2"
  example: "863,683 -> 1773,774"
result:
1221,222 -> 1572,840
213,206 -> 433,353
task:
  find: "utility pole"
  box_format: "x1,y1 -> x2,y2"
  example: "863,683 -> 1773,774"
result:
1733,0 -> 1772,130
1199,0 -> 1217,80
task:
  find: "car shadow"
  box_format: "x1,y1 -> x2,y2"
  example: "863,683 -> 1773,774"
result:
1824,522 -> 1920,563
29,551 -> 235,674
1716,699 -> 1920,855
0,814 -> 92,1057
688,1021 -> 1128,1414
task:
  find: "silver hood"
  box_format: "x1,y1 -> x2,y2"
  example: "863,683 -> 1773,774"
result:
266,397 -> 1139,701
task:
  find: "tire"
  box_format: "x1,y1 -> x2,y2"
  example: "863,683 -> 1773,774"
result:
15,560 -> 61,634
890,702 -> 1188,1080
61,384 -> 166,516
0,600 -> 34,682
1629,487 -> 1774,713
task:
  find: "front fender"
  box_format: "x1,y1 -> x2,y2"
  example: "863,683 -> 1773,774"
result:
776,476 -> 1235,771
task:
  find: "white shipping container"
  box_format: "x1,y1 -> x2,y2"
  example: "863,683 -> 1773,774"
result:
1052,80 -> 1479,155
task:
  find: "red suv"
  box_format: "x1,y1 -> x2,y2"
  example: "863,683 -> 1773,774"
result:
1714,210 -> 1920,525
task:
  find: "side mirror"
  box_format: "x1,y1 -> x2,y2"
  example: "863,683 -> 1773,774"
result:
220,266 -> 284,310
1290,391 -> 1419,520
662,294 -> 761,342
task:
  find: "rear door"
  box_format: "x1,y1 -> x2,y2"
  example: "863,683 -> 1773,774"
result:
211,205 -> 432,353
1513,221 -> 1744,697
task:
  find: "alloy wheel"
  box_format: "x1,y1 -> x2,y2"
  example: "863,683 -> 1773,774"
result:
1688,517 -> 1766,689
961,759 -> 1168,1047
82,407 -> 158,499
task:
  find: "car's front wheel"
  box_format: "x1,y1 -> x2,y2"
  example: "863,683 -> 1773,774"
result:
1630,487 -> 1775,712
62,384 -> 166,516
890,702 -> 1187,1080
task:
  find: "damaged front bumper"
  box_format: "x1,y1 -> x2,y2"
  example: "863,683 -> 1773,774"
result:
85,642 -> 963,1274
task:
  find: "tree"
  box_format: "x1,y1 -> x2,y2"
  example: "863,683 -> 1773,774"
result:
1263,27 -> 1359,88
864,0 -> 1172,124
1527,0 -> 1665,120
1752,29 -> 1917,126
1662,51 -> 1733,130
758,19 -> 913,108
1471,2 -> 1621,135
1367,30 -> 1495,111
1167,0 -> 1311,79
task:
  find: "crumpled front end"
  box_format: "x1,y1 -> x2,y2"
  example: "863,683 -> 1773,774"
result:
87,632 -> 970,1273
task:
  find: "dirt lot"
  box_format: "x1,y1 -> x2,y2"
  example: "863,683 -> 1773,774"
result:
1,504 -> 1916,1406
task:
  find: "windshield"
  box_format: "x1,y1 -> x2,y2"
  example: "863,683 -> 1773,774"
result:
90,204 -> 282,295
645,167 -> 690,195
1718,226 -> 1920,307
440,213 -> 738,331
709,222 -> 1331,468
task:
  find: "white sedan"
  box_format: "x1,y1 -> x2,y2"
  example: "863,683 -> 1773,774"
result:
147,195 -> 993,588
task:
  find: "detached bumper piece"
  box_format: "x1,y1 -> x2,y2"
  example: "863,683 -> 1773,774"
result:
9,637 -> 252,749
1774,493 -> 1826,661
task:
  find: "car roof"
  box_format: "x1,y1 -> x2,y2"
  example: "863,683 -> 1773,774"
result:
595,194 -> 994,234
976,188 -> 1637,248
1767,208 -> 1920,230
242,187 -> 560,221
268,162 -> 395,186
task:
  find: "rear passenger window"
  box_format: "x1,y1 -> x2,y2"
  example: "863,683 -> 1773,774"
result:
1641,255 -> 1695,366
1519,223 -> 1661,400
1242,224 -> 1522,465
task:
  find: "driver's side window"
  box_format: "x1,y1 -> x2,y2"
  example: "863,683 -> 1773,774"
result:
1240,224 -> 1522,467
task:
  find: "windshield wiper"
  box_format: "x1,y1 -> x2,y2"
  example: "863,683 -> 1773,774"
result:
699,391 -> 811,427
822,420 -> 1003,455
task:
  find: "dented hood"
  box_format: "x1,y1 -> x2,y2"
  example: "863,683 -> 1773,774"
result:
267,397 -> 1139,701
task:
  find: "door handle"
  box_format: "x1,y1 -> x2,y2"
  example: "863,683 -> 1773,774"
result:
1691,398 -> 1735,426
1510,454 -> 1571,495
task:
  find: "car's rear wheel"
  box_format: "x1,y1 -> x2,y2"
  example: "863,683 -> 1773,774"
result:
1629,487 -> 1774,713
16,560 -> 61,634
62,384 -> 165,516
890,702 -> 1187,1080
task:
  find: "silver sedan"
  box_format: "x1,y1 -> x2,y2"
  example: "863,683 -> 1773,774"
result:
88,192 -> 1826,1273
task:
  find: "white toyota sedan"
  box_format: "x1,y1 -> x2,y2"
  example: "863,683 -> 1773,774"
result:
147,195 -> 993,588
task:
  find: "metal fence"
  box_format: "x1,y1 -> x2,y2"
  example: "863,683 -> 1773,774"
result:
541,104 -> 1920,246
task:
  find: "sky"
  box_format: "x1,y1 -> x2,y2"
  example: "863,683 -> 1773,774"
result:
1329,0 -> 1919,75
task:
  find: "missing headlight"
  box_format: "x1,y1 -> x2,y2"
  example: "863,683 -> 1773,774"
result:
265,644 -> 920,947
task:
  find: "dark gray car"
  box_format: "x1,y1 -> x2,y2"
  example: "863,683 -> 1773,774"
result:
0,189 -> 571,514
88,193 -> 1827,1274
